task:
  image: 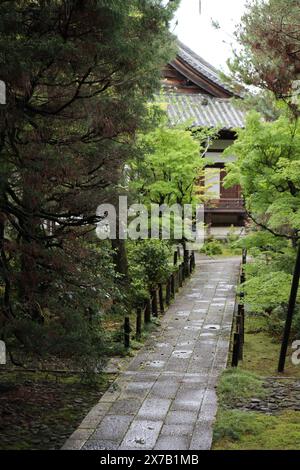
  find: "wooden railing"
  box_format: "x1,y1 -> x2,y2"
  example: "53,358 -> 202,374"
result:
205,198 -> 245,210
231,249 -> 247,367
123,250 -> 196,348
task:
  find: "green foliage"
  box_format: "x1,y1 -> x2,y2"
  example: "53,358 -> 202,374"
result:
229,0 -> 300,106
200,240 -> 223,256
129,122 -> 208,206
225,112 -> 300,235
217,368 -> 265,405
224,111 -> 300,341
6,309 -> 107,371
234,229 -> 300,337
0,0 -> 180,364
242,269 -> 292,314
128,240 -> 172,304
226,225 -> 239,245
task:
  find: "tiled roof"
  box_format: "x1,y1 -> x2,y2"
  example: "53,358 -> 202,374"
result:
164,93 -> 245,130
176,41 -> 234,95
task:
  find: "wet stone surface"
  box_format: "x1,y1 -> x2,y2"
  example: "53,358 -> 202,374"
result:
62,256 -> 240,451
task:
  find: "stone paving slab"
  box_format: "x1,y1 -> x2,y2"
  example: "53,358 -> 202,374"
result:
62,256 -> 240,451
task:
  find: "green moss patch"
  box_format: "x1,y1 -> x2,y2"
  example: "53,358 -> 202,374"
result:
213,410 -> 300,450
218,368 -> 266,406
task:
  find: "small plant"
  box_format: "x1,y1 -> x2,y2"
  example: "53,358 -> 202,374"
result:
200,240 -> 223,256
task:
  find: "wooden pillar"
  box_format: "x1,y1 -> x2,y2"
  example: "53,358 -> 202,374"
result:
144,298 -> 151,324
278,243 -> 300,373
136,308 -> 142,341
124,317 -> 130,348
158,284 -> 164,314
151,289 -> 158,317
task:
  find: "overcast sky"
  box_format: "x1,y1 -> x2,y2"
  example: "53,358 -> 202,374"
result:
172,0 -> 248,72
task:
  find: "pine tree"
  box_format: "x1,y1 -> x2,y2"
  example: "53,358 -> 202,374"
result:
0,0 -> 179,363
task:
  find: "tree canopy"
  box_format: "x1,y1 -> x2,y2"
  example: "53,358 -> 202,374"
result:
230,0 -> 300,110
225,112 -> 300,242
0,0 -> 179,364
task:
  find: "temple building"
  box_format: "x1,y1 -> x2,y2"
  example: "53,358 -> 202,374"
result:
162,41 -> 246,238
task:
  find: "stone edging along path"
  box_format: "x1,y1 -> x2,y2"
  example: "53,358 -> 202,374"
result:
62,256 -> 240,451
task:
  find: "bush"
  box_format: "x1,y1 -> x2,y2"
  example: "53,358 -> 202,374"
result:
127,240 -> 172,305
264,305 -> 300,340
200,240 -> 223,256
5,308 -> 108,372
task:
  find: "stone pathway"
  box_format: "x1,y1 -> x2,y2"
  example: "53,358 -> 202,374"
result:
62,256 -> 240,451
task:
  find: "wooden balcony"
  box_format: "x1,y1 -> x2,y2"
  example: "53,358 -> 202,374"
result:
205,198 -> 245,213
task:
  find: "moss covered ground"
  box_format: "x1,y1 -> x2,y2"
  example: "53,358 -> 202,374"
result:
212,315 -> 300,450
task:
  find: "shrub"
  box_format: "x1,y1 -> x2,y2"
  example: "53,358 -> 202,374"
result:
127,240 -> 172,305
200,240 -> 223,256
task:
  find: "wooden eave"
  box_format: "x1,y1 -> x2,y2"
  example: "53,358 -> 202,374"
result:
170,57 -> 233,98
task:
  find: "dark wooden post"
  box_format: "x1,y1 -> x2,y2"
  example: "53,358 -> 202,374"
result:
171,273 -> 175,298
159,283 -> 164,314
238,303 -> 245,345
231,332 -> 240,367
242,248 -> 247,265
184,249 -> 190,277
166,278 -> 171,306
241,249 -> 247,284
278,242 -> 300,373
124,316 -> 130,349
144,298 -> 151,324
181,261 -> 186,282
192,251 -> 196,270
236,316 -> 243,360
175,269 -> 179,292
189,254 -> 193,274
151,289 -> 158,317
136,307 -> 142,341
178,264 -> 183,287
173,251 -> 178,266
